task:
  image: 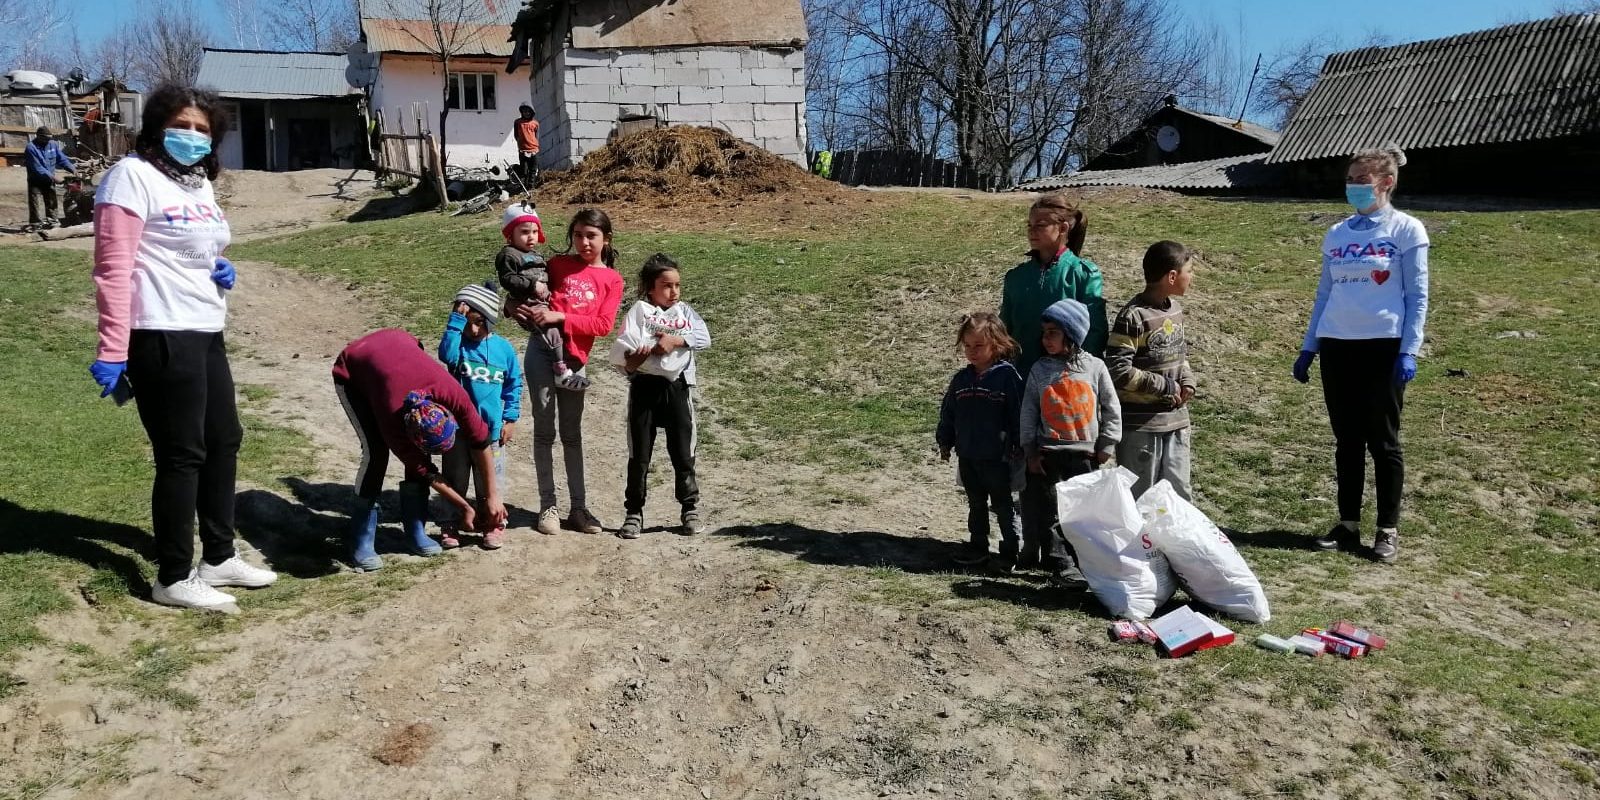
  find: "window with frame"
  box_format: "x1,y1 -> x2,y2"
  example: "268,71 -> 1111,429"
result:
447,72 -> 497,111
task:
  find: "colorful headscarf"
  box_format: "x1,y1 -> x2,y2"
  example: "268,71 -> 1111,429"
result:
402,391 -> 457,454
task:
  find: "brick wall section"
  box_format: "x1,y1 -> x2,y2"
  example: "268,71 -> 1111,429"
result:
536,45 -> 807,169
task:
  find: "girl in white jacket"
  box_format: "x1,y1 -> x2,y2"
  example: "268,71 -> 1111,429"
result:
609,254 -> 711,539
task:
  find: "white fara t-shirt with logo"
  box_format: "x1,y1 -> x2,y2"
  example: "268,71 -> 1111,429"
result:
95,156 -> 231,332
1312,208 -> 1428,343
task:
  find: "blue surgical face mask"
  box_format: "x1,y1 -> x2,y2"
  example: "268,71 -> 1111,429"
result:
163,128 -> 212,166
1345,183 -> 1378,212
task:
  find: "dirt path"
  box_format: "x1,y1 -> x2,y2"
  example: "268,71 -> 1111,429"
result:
14,259 -> 1042,800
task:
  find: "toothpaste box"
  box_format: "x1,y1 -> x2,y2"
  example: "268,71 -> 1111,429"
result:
1149,606 -> 1215,658
1255,634 -> 1294,654
1328,621 -> 1388,650
1286,634 -> 1326,656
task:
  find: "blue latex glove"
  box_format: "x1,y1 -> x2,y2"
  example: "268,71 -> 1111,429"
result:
211,257 -> 237,290
1292,350 -> 1316,384
89,360 -> 128,398
1394,353 -> 1417,384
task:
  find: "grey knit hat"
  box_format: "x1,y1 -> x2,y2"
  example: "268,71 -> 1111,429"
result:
455,282 -> 501,326
1042,299 -> 1090,347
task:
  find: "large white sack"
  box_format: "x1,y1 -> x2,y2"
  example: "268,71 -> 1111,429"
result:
1057,466 -> 1177,620
1136,481 -> 1271,623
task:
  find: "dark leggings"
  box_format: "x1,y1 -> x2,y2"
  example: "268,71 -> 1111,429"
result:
127,330 -> 242,586
1319,337 -> 1405,528
1021,451 -> 1095,569
624,373 -> 699,515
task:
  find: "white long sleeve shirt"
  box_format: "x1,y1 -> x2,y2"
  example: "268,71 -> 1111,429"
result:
608,299 -> 711,384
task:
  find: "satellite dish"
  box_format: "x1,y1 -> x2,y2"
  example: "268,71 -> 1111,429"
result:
1157,124 -> 1180,153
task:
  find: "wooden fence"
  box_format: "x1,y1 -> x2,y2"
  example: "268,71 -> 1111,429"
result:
373,105 -> 448,205
815,149 -> 1003,191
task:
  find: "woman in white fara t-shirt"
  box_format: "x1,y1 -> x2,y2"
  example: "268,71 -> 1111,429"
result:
89,84 -> 278,611
1291,143 -> 1430,565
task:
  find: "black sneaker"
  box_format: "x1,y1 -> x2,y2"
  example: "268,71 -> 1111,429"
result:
1372,529 -> 1399,563
1314,524 -> 1358,551
1048,563 -> 1088,588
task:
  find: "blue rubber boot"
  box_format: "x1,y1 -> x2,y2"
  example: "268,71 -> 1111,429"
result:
350,500 -> 383,571
399,480 -> 443,557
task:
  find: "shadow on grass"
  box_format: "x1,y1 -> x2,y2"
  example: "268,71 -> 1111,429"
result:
949,578 -> 1111,617
0,497 -> 155,598
715,522 -> 973,574
345,192 -> 429,223
1221,527 -> 1324,552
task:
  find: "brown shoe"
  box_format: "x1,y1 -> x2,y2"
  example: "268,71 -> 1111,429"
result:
566,507 -> 604,535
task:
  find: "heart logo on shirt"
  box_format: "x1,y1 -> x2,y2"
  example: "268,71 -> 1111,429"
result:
1371,269 -> 1391,285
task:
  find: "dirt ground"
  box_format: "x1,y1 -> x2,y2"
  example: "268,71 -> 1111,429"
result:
4,173 -> 1588,800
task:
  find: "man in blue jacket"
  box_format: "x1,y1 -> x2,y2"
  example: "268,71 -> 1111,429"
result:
24,127 -> 76,227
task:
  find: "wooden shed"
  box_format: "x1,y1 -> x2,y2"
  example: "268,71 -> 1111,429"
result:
1081,96 -> 1278,172
1269,13 -> 1600,196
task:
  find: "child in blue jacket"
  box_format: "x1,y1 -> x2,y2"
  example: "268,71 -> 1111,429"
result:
937,312 -> 1026,569
438,282 -> 522,550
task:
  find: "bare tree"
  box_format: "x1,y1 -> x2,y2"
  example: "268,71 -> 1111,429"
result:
125,0 -> 212,87
1255,31 -> 1390,129
220,0 -> 266,49
265,0 -> 360,52
3,0 -> 68,72
816,0 -> 1208,183
379,0 -> 495,165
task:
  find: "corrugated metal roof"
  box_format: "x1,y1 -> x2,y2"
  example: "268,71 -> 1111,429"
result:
1013,154 -> 1283,192
196,49 -> 360,99
361,19 -> 514,56
359,0 -> 518,25
1269,13 -> 1600,164
1183,109 -> 1280,146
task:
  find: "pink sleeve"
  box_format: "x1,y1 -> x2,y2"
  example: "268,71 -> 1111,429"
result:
563,269 -> 623,338
93,204 -> 143,362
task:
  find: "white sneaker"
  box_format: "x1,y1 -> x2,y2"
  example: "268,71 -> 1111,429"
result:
152,573 -> 239,611
198,556 -> 279,588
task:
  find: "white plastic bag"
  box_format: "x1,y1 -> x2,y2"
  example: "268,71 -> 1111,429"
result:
1136,480 -> 1271,623
1056,466 -> 1177,619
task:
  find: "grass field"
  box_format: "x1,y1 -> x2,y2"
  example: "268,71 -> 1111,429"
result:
235,192 -> 1600,758
3,188 -> 1596,797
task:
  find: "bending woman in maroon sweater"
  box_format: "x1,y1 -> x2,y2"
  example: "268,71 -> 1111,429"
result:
333,328 -> 508,571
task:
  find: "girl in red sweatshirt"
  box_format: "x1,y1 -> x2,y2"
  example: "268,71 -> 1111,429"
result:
506,209 -> 625,535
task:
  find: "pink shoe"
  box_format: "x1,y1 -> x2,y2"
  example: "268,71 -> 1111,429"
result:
438,525 -> 462,549
482,526 -> 507,550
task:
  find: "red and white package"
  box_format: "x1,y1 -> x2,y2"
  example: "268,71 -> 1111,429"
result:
1304,628 -> 1366,659
1328,621 -> 1388,650
1108,621 -> 1159,644
1195,614 -> 1236,651
1149,605 -> 1215,658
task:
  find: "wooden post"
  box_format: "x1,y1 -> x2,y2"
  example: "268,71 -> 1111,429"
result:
425,133 -> 449,210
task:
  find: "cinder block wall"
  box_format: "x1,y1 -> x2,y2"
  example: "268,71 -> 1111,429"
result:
541,45 -> 807,169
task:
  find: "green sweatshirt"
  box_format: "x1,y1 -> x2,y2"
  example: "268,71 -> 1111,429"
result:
1000,247 -> 1109,373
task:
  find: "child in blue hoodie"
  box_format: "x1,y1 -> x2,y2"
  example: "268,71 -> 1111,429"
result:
938,312 -> 1026,569
438,282 -> 523,550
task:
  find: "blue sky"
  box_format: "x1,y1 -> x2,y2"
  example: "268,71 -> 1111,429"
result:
59,0 -> 1579,62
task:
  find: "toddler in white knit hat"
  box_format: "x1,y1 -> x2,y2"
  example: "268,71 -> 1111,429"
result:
495,203 -> 588,391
